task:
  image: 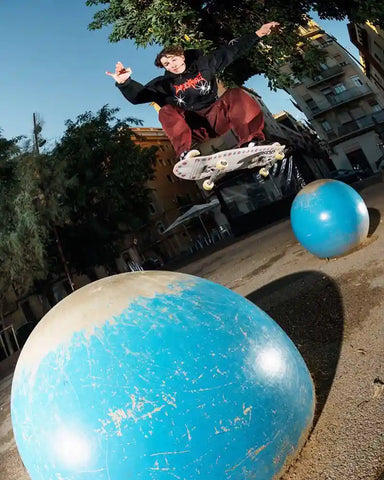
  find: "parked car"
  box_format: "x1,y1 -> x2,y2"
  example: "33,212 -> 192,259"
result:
328,168 -> 371,185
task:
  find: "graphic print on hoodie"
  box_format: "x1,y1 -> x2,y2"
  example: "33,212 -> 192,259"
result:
173,72 -> 212,107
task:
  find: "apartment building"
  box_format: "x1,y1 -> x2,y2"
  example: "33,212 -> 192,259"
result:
280,20 -> 384,173
348,22 -> 384,94
129,127 -> 206,262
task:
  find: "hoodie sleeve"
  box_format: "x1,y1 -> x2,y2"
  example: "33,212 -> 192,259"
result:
116,78 -> 162,105
202,33 -> 260,74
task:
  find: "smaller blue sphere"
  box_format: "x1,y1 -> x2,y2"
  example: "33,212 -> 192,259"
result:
290,179 -> 369,258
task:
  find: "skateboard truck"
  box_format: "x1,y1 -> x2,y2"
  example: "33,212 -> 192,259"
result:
202,158 -> 228,191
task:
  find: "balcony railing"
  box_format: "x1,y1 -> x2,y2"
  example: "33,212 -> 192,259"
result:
327,109 -> 384,141
307,65 -> 344,88
310,85 -> 374,116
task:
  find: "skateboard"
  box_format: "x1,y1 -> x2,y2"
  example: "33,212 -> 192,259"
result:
173,143 -> 286,190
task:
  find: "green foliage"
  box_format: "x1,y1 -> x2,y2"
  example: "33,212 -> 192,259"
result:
53,105 -> 155,273
0,107 -> 155,298
0,147 -> 67,299
312,0 -> 384,26
86,0 -> 383,88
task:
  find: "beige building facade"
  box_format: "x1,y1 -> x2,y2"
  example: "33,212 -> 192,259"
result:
129,127 -> 206,262
348,22 -> 384,94
281,21 -> 384,173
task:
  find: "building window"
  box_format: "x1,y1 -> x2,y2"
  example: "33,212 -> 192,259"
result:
345,148 -> 373,173
320,120 -> 332,132
304,98 -> 319,112
368,99 -> 382,112
350,75 -> 364,87
320,86 -> 334,101
333,83 -> 347,94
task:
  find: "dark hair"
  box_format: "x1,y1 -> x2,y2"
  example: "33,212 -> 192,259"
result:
154,46 -> 185,68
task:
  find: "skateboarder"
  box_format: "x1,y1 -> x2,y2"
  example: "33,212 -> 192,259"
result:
106,22 -> 279,161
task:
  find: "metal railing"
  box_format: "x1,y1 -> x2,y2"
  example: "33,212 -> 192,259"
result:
310,85 -> 374,116
0,324 -> 20,358
307,65 -> 344,88
328,110 -> 384,140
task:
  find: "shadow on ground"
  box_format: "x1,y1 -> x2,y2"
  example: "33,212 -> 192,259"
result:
246,271 -> 343,423
368,208 -> 381,237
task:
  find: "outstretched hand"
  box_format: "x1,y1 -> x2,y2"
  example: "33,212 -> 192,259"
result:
256,21 -> 280,38
106,62 -> 132,84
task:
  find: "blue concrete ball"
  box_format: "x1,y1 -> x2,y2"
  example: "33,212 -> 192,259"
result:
291,179 -> 369,258
11,271 -> 314,480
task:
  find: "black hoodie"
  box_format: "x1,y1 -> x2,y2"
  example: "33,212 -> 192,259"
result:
117,33 -> 260,112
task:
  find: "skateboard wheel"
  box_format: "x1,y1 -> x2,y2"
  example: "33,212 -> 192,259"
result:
203,179 -> 215,191
259,167 -> 269,177
185,149 -> 201,159
275,151 -> 285,160
216,159 -> 228,170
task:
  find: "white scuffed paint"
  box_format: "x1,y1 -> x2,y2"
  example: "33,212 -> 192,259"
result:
14,271 -> 196,383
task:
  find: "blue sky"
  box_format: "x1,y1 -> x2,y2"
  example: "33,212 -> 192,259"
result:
0,1 -> 360,148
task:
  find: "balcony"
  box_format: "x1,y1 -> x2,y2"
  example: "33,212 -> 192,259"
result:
310,85 -> 374,117
307,65 -> 344,88
327,109 -> 384,143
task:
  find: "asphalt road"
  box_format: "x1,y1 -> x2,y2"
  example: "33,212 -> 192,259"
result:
1,180 -> 383,480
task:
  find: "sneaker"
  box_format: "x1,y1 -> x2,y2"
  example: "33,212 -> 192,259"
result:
179,150 -> 188,161
241,137 -> 267,148
179,149 -> 200,162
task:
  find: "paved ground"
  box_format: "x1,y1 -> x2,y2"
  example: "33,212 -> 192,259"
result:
1,181 -> 383,479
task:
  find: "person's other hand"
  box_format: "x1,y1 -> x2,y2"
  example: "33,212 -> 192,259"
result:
256,22 -> 280,38
106,62 -> 132,83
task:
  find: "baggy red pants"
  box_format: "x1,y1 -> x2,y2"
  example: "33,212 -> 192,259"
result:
158,88 -> 265,157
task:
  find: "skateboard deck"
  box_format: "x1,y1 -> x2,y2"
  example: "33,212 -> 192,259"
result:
173,143 -> 286,190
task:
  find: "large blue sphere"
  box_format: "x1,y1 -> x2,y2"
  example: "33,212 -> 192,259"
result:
11,272 -> 314,480
291,179 -> 369,258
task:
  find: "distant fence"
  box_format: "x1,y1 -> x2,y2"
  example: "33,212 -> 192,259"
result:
0,325 -> 20,359
126,261 -> 144,272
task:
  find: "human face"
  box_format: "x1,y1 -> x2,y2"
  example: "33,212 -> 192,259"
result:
160,54 -> 186,74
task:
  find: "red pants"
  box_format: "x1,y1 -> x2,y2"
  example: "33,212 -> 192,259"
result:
158,88 -> 265,157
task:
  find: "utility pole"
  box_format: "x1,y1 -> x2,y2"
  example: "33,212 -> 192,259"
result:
32,113 -> 75,291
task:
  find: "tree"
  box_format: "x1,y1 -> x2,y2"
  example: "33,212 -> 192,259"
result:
86,0 -> 384,88
52,105 -> 156,274
0,132 -> 68,323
